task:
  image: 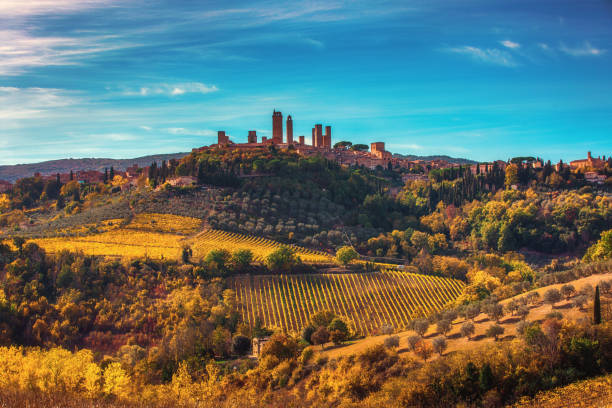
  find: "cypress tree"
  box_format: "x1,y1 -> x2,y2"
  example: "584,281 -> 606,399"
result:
479,363 -> 494,392
594,285 -> 601,325
110,166 -> 115,180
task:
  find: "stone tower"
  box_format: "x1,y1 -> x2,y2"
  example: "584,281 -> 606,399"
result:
314,124 -> 323,147
324,125 -> 332,148
272,110 -> 283,144
286,115 -> 293,144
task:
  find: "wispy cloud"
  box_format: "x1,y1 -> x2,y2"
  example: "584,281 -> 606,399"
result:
447,46 -> 518,67
500,40 -> 520,49
559,41 -> 605,57
124,83 -> 219,97
0,86 -> 79,120
0,0 -> 116,18
0,29 -> 135,75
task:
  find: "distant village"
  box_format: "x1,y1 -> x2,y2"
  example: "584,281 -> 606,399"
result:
0,110 -> 609,192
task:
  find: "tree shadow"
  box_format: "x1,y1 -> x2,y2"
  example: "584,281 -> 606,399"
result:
501,316 -> 521,324
500,334 -> 515,341
471,334 -> 487,341
447,332 -> 462,340
475,316 -> 490,324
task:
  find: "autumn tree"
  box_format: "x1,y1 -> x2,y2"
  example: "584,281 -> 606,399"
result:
413,339 -> 433,361
311,326 -> 330,349
432,336 -> 447,355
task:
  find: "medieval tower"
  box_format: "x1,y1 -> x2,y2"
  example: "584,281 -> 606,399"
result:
272,110 -> 283,144
286,115 -> 293,144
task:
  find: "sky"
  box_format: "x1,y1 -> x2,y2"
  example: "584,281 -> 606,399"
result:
1,0 -> 611,165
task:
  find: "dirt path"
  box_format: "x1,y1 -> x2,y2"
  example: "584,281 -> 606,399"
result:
321,272 -> 612,360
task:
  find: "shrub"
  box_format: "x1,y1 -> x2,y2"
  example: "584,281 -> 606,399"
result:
517,305 -> 529,320
460,321 -> 475,340
543,288 -> 562,309
485,324 -> 504,341
561,284 -> 576,300
573,295 -> 588,310
406,335 -> 421,351
384,335 -> 400,349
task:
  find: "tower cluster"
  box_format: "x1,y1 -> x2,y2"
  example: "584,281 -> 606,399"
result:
216,110 -> 332,148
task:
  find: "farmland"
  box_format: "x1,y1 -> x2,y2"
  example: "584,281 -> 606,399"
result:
27,212 -> 333,263
230,270 -> 465,335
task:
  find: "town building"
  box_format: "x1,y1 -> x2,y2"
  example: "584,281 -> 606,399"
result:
570,152 -> 606,170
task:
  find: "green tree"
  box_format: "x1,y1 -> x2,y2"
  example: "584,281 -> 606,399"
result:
231,249 -> 254,272
335,246 -> 358,266
205,249 -> 232,275
265,246 -> 301,273
479,363 -> 494,392
232,335 -> 251,356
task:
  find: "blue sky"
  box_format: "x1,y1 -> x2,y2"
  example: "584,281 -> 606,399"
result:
1,0 -> 611,165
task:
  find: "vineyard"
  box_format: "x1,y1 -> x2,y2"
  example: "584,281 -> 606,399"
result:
230,270 -> 465,335
189,230 -> 332,263
27,213 -> 333,263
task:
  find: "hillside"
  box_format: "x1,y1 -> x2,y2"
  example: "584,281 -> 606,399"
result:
322,272 -> 612,359
0,152 -> 189,182
392,153 -> 478,165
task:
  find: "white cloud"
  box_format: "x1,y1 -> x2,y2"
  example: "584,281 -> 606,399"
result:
500,40 -> 520,49
140,125 -> 152,131
559,42 -> 605,57
165,128 -> 216,137
447,46 -> 517,67
126,83 -> 219,97
90,133 -> 139,141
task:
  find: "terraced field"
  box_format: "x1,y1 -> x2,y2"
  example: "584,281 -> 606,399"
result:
230,271 -> 465,335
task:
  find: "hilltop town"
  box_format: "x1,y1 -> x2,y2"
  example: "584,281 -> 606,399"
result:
1,110 -> 608,195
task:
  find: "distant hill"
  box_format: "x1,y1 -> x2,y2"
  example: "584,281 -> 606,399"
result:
0,153 -> 189,182
392,153 -> 477,165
